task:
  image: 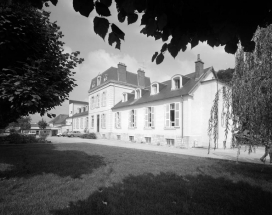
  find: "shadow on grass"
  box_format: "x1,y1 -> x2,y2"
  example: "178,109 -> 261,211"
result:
0,144 -> 106,179
51,172 -> 272,215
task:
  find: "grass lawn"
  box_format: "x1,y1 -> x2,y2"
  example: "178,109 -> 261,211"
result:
0,143 -> 272,215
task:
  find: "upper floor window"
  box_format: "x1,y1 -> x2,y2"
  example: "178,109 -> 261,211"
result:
145,107 -> 154,128
97,76 -> 101,85
165,103 -> 180,127
115,112 -> 121,128
129,109 -> 137,128
96,94 -> 100,108
102,91 -> 107,107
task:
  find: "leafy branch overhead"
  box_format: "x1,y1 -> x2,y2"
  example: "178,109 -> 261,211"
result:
13,0 -> 272,65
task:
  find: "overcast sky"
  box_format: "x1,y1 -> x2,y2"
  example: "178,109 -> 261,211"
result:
30,0 -> 235,123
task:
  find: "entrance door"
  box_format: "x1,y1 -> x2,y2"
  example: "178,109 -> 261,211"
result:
97,115 -> 100,132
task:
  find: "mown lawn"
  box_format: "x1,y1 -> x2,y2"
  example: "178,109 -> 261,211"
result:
0,143 -> 272,215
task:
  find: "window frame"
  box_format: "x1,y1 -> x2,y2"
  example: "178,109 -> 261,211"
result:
165,102 -> 180,128
129,109 -> 137,128
145,107 -> 155,128
115,112 -> 121,129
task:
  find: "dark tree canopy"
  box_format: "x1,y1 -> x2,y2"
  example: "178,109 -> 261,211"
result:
217,68 -> 234,84
17,0 -> 272,64
0,3 -> 84,128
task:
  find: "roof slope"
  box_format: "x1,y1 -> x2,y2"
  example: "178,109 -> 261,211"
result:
89,67 -> 151,91
48,114 -> 69,124
69,100 -> 88,105
72,111 -> 89,118
112,68 -> 212,109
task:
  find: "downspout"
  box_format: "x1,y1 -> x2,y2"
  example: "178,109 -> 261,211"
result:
181,96 -> 184,139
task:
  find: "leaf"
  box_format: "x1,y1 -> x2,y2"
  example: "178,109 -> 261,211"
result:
161,43 -> 168,52
225,41 -> 238,54
73,0 -> 94,17
93,17 -> 110,40
95,2 -> 111,17
146,18 -> 157,36
141,13 -> 149,25
156,53 -> 164,64
108,32 -> 121,50
50,0 -> 58,6
191,36 -> 199,49
127,13 -> 138,25
152,52 -> 158,62
100,0 -> 112,7
111,24 -> 125,40
118,12 -> 126,23
157,14 -> 167,30
134,0 -> 146,12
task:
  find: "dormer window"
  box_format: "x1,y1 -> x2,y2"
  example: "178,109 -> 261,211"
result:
171,75 -> 182,90
104,74 -> 108,82
123,93 -> 128,102
151,83 -> 158,95
97,76 -> 101,85
135,89 -> 141,99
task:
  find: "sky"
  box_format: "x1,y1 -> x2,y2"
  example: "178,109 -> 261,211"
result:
30,0 -> 235,123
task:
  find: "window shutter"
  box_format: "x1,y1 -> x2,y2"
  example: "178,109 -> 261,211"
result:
129,110 -> 131,128
104,92 -> 107,107
175,102 -> 180,127
151,107 -> 154,127
145,108 -> 148,127
134,110 -> 137,127
104,114 -> 106,128
119,112 -> 121,128
115,113 -> 117,128
165,104 -> 170,127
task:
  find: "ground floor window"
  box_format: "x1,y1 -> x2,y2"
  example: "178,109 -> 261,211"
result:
129,136 -> 134,142
166,139 -> 175,146
165,103 -> 180,127
91,116 -> 94,128
102,134 -> 106,138
117,135 -> 121,140
145,137 -> 151,143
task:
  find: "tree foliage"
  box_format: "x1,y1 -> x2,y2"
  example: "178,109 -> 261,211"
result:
0,3 -> 84,129
38,119 -> 49,130
17,0 -> 272,64
8,116 -> 32,131
217,68 -> 234,84
208,25 -> 272,152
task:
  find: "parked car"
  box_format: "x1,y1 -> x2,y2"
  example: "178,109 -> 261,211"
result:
67,131 -> 84,137
56,132 -> 63,137
61,131 -> 68,137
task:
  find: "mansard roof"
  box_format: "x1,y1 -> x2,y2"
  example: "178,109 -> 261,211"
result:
48,114 -> 69,124
72,111 -> 89,118
112,67 -> 213,109
88,67 -> 151,92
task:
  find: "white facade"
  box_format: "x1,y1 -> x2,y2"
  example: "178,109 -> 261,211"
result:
111,67 -> 231,148
88,83 -> 139,138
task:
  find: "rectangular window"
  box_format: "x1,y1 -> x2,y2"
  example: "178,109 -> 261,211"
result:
102,92 -> 107,107
91,116 -> 94,128
165,103 -> 180,127
115,112 -> 121,128
85,117 -> 88,128
129,109 -> 137,128
76,118 -> 79,129
145,137 -> 151,143
102,134 -> 106,138
152,84 -> 157,94
129,136 -> 134,142
145,107 -> 154,127
117,135 -> 121,140
174,78 -> 180,89
166,139 -> 175,146
80,118 -> 83,129
101,114 -> 106,128
97,94 -> 100,108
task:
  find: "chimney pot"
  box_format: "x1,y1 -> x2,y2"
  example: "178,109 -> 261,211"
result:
195,54 -> 204,79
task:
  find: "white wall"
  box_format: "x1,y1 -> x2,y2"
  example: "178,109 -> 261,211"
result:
112,97 -> 183,145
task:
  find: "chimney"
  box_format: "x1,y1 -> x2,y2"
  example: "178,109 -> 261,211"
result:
195,54 -> 204,79
137,69 -> 145,87
117,62 -> 127,82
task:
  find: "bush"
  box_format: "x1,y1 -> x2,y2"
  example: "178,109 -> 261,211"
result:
4,133 -> 37,144
81,133 -> 97,139
38,132 -> 49,143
